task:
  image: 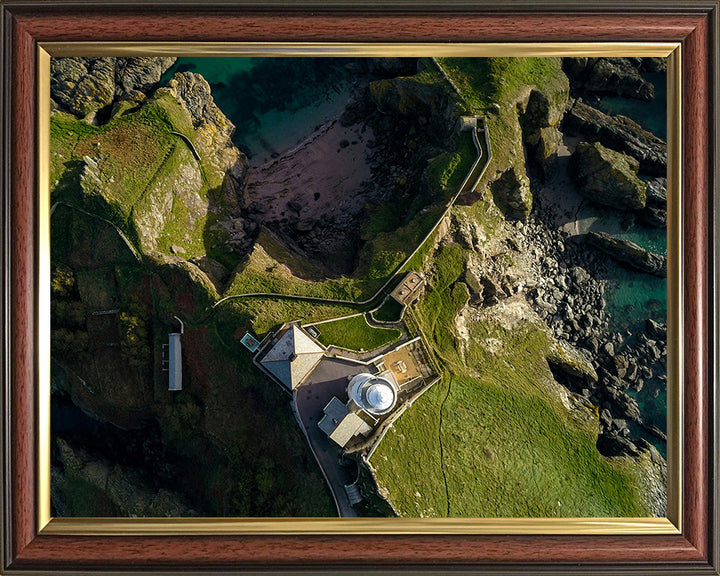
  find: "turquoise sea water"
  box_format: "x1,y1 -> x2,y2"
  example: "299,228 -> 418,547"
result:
161,57 -> 354,163
596,71 -> 668,452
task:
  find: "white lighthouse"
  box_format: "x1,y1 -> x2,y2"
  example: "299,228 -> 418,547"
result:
347,371 -> 399,417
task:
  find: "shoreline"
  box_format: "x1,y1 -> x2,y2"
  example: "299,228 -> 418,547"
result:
525,130 -> 668,459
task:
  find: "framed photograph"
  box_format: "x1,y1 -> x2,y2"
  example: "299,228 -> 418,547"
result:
1,1 -> 717,574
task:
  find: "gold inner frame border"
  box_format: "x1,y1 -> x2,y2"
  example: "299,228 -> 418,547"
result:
37,42 -> 682,536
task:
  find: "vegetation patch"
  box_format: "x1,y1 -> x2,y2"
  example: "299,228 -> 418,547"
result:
316,315 -> 401,352
372,298 -> 405,323
371,236 -> 649,517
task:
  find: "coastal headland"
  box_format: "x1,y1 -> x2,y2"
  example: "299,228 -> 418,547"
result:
49,55 -> 667,518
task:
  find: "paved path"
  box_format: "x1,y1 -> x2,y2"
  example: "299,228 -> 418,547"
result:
294,357 -> 371,517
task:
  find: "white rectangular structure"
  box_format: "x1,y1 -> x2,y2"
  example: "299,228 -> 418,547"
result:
168,333 -> 182,391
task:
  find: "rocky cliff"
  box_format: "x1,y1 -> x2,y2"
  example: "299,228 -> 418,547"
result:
564,100 -> 667,176
51,57 -> 177,122
562,57 -> 658,101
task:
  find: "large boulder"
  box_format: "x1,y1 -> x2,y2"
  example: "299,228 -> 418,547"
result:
521,85 -> 569,156
489,165 -> 532,221
562,57 -> 654,101
51,56 -> 177,121
547,340 -> 599,384
569,141 -> 647,210
521,79 -> 570,166
563,101 -> 666,176
114,57 -> 178,100
586,231 -> 667,277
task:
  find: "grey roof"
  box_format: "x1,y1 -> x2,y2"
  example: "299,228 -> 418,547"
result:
318,397 -> 350,435
260,324 -> 324,389
318,397 -> 368,447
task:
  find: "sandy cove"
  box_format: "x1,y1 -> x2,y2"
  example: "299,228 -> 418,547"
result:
244,118 -> 375,230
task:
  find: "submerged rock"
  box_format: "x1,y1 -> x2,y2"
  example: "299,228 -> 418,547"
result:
563,101 -> 667,176
586,231 -> 667,277
570,141 -> 647,210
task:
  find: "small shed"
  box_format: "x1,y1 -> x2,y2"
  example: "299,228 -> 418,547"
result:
168,316 -> 184,392
390,271 -> 425,306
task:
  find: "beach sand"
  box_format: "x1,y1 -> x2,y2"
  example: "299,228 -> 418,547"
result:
245,118 -> 375,229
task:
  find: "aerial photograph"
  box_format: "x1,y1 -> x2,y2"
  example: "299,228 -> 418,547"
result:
49,55 -> 668,518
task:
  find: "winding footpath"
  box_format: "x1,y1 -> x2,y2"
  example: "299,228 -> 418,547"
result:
212,117 -> 492,317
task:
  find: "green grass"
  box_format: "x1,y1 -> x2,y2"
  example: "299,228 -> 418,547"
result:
372,298 -> 405,322
219,298 -> 360,337
316,314 -> 401,352
50,91 -> 235,259
434,57 -> 568,201
371,239 -> 650,517
425,131 -> 478,201
436,57 -> 565,114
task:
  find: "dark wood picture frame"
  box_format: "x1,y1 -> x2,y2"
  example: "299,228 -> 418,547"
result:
1,1 -> 718,574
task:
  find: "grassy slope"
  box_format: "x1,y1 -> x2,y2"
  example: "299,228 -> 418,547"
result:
316,315 -> 401,352
369,57 -> 648,517
434,57 -> 568,196
219,64 -> 480,332
372,231 -> 648,517
51,92 -> 233,259
51,94 -> 337,516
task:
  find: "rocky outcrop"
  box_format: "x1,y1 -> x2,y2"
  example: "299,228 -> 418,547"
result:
562,57 -> 654,101
51,57 -> 176,121
570,141 -> 647,210
489,166 -> 532,221
637,177 -> 667,227
53,438 -> 197,517
634,440 -> 667,517
586,231 -> 667,277
563,100 -> 667,176
547,340 -> 598,384
368,77 -> 455,139
157,72 -> 247,182
521,84 -> 569,163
